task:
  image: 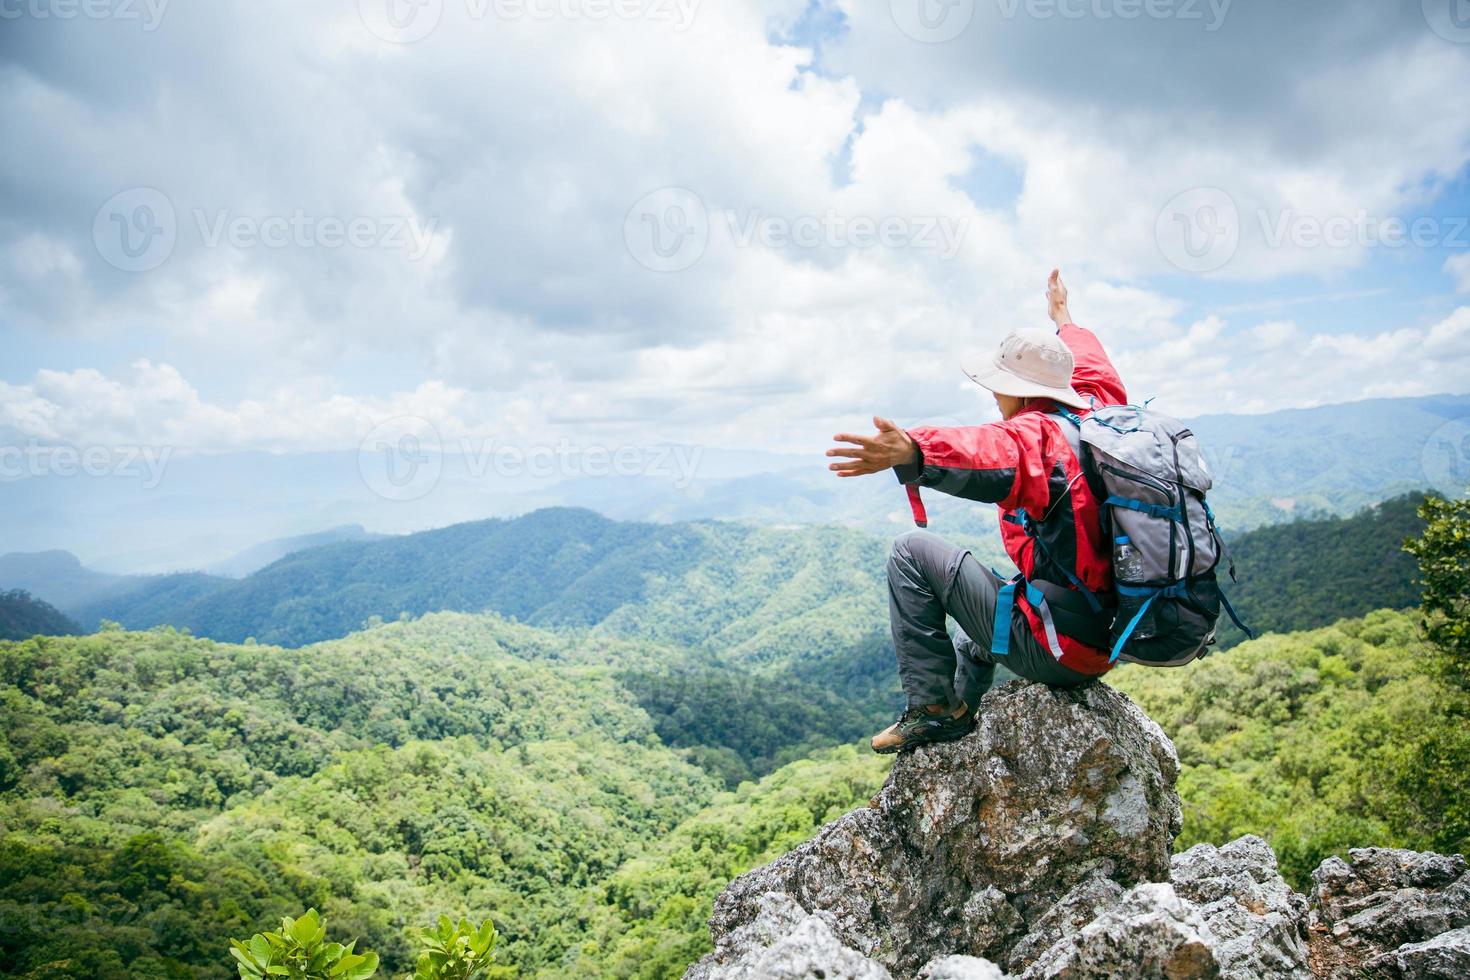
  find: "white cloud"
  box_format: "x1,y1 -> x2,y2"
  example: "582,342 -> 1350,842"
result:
5,305 -> 1468,458
1447,252 -> 1470,293
1,0 -> 1469,461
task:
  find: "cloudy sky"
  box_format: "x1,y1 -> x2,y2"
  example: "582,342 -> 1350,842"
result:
3,0 -> 1470,463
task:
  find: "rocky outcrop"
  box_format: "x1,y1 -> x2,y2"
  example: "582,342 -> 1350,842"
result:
683,893 -> 895,980
689,681 -> 1181,978
1020,881 -> 1221,978
1306,847 -> 1470,978
1169,835 -> 1311,978
684,680 -> 1470,980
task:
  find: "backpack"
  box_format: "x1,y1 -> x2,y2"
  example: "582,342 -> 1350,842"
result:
1054,404 -> 1253,667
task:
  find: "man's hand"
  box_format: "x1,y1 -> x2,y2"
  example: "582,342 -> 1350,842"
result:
827,416 -> 919,477
1047,268 -> 1072,327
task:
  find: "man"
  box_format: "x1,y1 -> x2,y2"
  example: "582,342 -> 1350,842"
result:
826,270 -> 1126,754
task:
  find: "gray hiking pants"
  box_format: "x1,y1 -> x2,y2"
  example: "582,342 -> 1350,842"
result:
887,529 -> 1101,710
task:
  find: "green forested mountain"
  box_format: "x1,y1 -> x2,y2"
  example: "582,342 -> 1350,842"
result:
0,589 -> 81,641
0,549 -> 131,612
47,493 -> 1433,668
1110,608 -> 1469,886
4,395 -> 1465,574
63,509 -> 890,651
0,614 -> 891,978
1213,492 -> 1427,649
4,604 -> 1466,978
1183,393 -> 1469,527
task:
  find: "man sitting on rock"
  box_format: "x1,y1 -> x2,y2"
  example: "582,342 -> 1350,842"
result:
827,270 -> 1126,753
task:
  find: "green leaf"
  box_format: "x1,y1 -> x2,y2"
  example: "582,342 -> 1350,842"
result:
344,951 -> 380,980
471,919 -> 496,955
290,908 -> 323,947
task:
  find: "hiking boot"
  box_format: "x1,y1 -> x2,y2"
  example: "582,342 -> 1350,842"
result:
870,702 -> 972,755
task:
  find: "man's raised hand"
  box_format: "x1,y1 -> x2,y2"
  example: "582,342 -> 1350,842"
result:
826,416 -> 919,477
1047,268 -> 1072,327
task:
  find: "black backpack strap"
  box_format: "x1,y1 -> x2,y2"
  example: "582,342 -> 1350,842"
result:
1049,410 -> 1111,533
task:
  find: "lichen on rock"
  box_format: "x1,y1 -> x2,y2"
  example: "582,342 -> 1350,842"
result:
689,680 -> 1181,977
683,679 -> 1470,980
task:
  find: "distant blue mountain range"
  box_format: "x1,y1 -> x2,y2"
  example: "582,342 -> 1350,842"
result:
1,393 -> 1465,574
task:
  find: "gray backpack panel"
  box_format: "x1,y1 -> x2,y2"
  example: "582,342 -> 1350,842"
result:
1060,405 -> 1251,667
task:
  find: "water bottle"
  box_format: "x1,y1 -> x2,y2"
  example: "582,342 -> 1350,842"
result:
1113,536 -> 1155,640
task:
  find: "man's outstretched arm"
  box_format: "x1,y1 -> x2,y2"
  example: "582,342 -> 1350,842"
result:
1047,268 -> 1127,407
827,417 -> 1026,507
826,416 -> 919,477
1047,267 -> 1073,330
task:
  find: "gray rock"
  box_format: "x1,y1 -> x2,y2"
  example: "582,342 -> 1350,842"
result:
684,683 -> 1470,980
917,954 -> 1012,980
1307,847 -> 1470,978
1019,882 -> 1221,979
1360,925 -> 1470,978
686,892 -> 893,980
1170,835 -> 1311,978
1003,876 -> 1124,974
691,681 -> 1181,977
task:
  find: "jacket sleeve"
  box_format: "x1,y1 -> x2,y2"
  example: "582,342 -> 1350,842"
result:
894,419 -> 1050,511
1059,322 -> 1127,408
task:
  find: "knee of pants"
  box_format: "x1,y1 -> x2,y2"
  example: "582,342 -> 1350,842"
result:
888,529 -> 934,583
890,528 -> 940,563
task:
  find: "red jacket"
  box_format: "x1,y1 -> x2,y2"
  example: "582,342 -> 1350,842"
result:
894,322 -> 1127,675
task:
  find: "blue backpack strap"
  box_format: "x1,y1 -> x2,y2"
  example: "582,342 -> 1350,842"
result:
1105,495 -> 1183,522
1006,505 -> 1103,615
1111,582 -> 1188,662
1052,407 -> 1084,428
1218,588 -> 1254,640
1203,499 -> 1239,584
990,573 -> 1021,657
1024,581 -> 1069,661
1110,586 -> 1161,663
990,572 -> 1070,662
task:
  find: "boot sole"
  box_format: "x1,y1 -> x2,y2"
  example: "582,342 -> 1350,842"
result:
870,723 -> 973,755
